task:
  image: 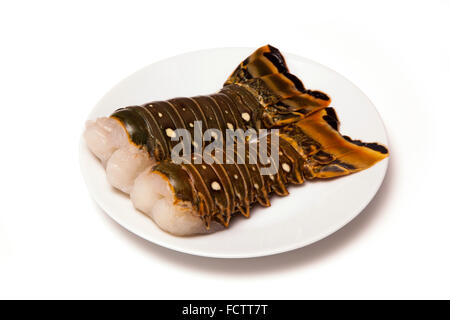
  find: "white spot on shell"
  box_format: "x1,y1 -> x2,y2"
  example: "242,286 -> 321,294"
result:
282,163 -> 291,172
241,112 -> 250,122
165,128 -> 175,138
189,122 -> 194,128
202,165 -> 207,170
158,112 -> 163,118
233,174 -> 238,179
254,183 -> 259,189
211,181 -> 221,191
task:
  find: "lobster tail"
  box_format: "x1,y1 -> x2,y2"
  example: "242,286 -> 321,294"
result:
151,130 -> 314,229
111,45 -> 334,161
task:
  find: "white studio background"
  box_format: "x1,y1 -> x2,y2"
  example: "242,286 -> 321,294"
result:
0,0 -> 448,299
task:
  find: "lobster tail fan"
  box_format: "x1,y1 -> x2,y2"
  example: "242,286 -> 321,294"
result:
224,45 -> 331,127
284,108 -> 389,179
225,45 -> 289,84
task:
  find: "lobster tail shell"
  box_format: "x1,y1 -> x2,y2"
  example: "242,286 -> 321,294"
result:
151,132 -> 309,228
282,108 -> 389,179
225,45 -> 331,127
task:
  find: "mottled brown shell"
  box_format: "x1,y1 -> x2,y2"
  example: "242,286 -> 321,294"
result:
152,109 -> 388,228
283,108 -> 388,179
151,132 -> 308,228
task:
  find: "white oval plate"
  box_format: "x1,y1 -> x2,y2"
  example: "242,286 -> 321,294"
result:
80,47 -> 389,258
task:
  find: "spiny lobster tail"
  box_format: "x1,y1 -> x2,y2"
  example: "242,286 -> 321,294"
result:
151,133 -> 309,229
110,46 -> 334,160
111,88 -> 264,161
282,107 -> 389,179
224,45 -> 331,127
